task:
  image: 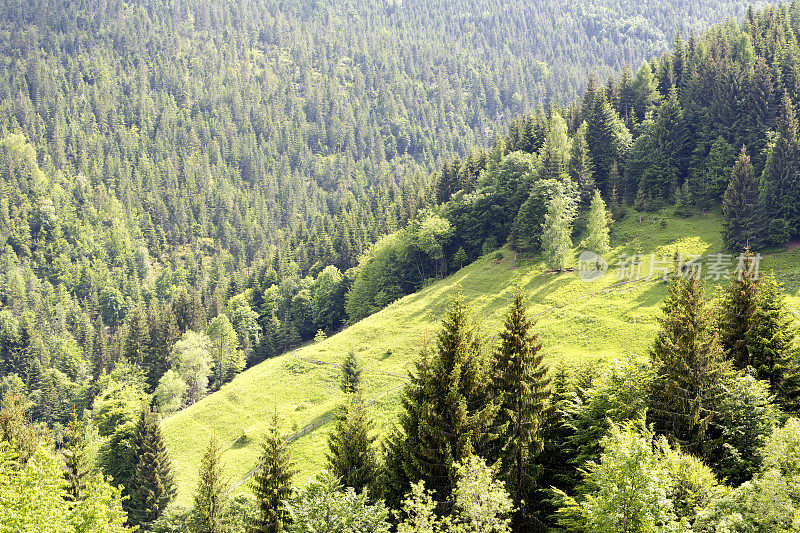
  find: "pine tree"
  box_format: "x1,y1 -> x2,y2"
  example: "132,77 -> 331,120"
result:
127,407 -> 177,527
194,434 -> 228,533
251,411 -> 294,533
489,289 -> 554,528
382,293 -> 497,507
326,393 -> 378,493
723,147 -> 762,250
340,350 -> 362,394
586,190 -> 611,255
747,273 -> 800,411
648,278 -> 730,460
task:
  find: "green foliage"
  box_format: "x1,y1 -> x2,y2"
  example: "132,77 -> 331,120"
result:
722,148 -> 762,250
286,472 -> 390,533
251,412 -> 295,533
0,387 -> 41,466
586,190 -> 611,255
326,393 -> 377,493
382,293 -> 497,506
127,407 -> 177,527
167,331 -> 213,405
207,314 -> 245,389
489,289 -> 553,524
340,351 -> 362,394
648,278 -> 730,460
397,456 -> 513,533
193,434 -> 228,533
0,443 -> 131,533
554,419 -> 721,533
542,183 -> 578,270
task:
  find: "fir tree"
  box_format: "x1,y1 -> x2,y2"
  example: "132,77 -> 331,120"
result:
718,250 -> 758,368
382,293 -> 497,507
648,278 -> 730,460
127,407 -> 177,527
62,415 -> 91,502
747,273 -> 800,411
340,350 -> 362,394
760,90 -> 799,243
251,411 -> 295,533
489,289 -> 554,528
326,393 -> 378,493
723,147 -> 762,250
586,190 -> 611,255
568,122 -> 595,208
194,434 -> 228,533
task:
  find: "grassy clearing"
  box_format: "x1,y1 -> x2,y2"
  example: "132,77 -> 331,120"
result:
162,209 -> 800,504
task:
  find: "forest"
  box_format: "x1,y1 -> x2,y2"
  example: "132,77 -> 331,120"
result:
3,0 -> 800,532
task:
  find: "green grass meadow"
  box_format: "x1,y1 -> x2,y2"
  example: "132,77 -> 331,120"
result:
162,210 -> 800,504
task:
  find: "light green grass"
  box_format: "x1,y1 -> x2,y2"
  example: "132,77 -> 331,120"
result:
163,210 -> 800,504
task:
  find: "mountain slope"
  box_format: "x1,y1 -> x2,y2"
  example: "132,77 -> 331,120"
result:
163,209 -> 800,503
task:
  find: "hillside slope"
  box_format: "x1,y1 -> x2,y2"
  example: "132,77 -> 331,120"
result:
163,210 -> 800,503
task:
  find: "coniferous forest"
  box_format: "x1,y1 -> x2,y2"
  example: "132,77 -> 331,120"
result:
3,0 -> 800,532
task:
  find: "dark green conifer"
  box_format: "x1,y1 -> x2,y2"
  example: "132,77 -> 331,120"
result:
340,350 -> 362,394
326,392 -> 377,493
723,147 -> 762,250
648,278 -> 730,460
193,433 -> 227,533
381,293 -> 497,507
127,407 -> 177,527
251,411 -> 295,533
489,289 -> 554,527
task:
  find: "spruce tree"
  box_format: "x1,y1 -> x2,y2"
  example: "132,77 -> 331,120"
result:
194,434 -> 228,533
340,350 -> 362,394
586,189 -> 611,255
326,392 -> 377,493
747,273 -> 800,411
723,147 -> 762,250
568,122 -> 595,208
648,278 -> 730,460
62,416 -> 91,502
760,90 -> 799,243
382,293 -> 497,507
718,250 -> 758,368
489,289 -> 554,528
251,412 -> 294,533
127,407 -> 177,527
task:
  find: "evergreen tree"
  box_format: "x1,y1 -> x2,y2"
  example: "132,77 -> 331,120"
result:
127,407 -> 177,527
489,289 -> 554,528
568,122 -> 595,208
718,250 -> 758,368
586,190 -> 611,255
251,412 -> 295,533
760,90 -> 799,243
326,393 -> 378,493
585,88 -> 630,196
747,273 -> 800,411
194,434 -> 228,533
382,293 -> 497,507
62,416 -> 91,502
542,184 -> 577,270
723,147 -> 762,250
340,350 -> 362,394
647,278 -> 730,460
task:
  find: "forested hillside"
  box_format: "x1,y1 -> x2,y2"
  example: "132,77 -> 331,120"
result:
4,0 -> 800,531
0,0 -> 759,432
